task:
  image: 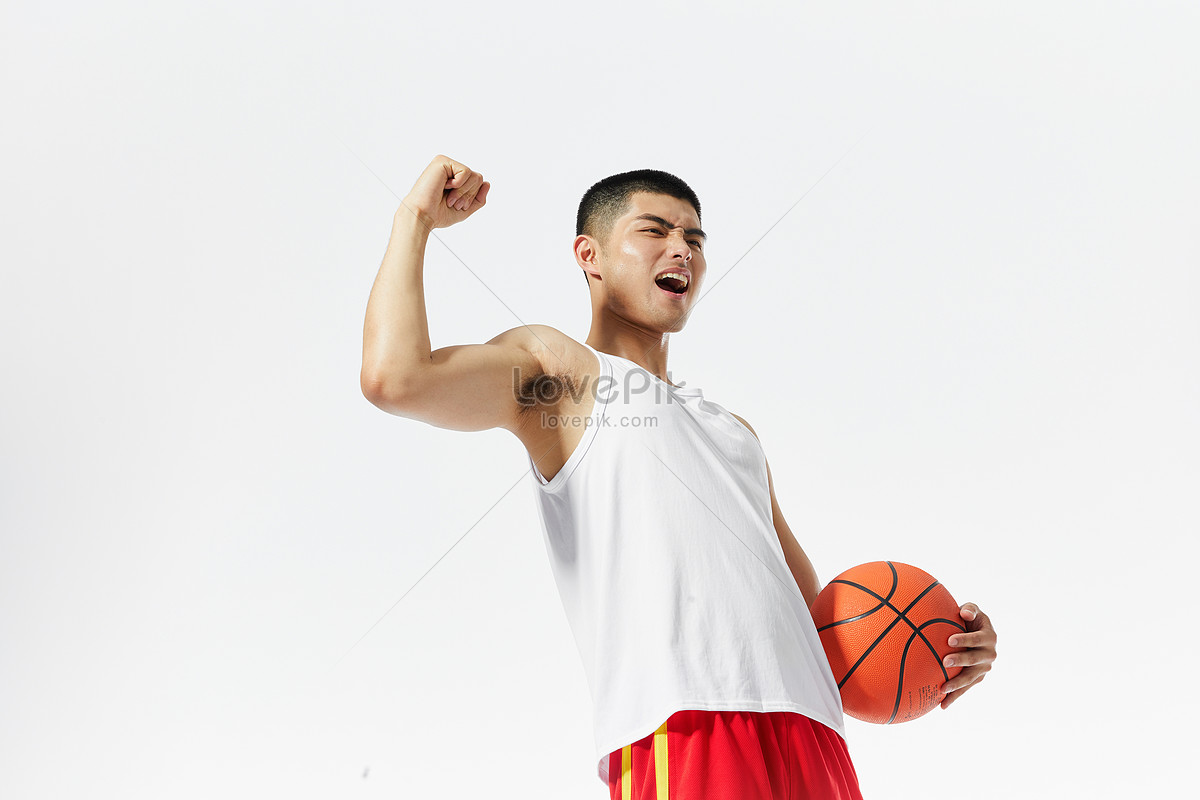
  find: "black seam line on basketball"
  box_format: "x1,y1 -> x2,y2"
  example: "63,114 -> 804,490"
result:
895,580 -> 945,625
825,577 -> 941,638
818,579 -> 895,627
887,618 -> 965,724
830,566 -> 905,689
915,617 -> 969,683
888,632 -> 916,724
816,601 -> 887,631
836,610 -> 906,690
831,576 -> 945,691
816,565 -> 900,632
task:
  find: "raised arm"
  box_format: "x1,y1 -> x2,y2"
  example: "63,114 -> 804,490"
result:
360,155 -> 549,433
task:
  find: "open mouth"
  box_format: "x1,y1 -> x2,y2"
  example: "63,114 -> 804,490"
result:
654,272 -> 689,295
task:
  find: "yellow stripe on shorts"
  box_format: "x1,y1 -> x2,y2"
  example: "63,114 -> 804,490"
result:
621,744 -> 632,800
653,719 -> 669,799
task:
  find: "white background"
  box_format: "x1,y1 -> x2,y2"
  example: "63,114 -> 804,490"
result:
3,1 -> 1197,797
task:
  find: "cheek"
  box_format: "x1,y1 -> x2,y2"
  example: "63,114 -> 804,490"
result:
617,239 -> 650,260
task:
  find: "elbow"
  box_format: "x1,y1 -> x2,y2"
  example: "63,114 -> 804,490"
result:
360,369 -> 389,406
360,367 -> 424,411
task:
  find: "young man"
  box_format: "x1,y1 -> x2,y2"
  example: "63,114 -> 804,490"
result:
360,155 -> 997,798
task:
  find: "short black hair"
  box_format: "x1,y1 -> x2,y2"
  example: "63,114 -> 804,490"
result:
576,169 -> 702,284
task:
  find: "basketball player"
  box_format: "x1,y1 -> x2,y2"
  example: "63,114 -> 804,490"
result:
360,155 -> 998,798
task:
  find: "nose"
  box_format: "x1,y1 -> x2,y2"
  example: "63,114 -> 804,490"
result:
667,230 -> 692,261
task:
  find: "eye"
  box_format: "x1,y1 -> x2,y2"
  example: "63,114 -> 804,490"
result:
643,228 -> 701,250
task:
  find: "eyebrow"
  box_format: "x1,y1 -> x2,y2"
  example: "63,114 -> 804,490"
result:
631,213 -> 707,241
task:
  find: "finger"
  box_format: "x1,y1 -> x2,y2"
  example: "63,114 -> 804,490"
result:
444,172 -> 472,207
947,630 -> 994,649
439,157 -> 474,200
965,611 -> 995,643
959,602 -> 980,622
940,684 -> 968,710
466,177 -> 490,211
449,172 -> 483,211
439,156 -> 468,185
460,175 -> 484,211
941,671 -> 986,702
941,671 -> 985,701
941,687 -> 967,710
943,649 -> 995,671
439,168 -> 464,202
460,181 -> 490,215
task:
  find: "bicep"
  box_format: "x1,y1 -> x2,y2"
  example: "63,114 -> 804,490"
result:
363,325 -> 552,432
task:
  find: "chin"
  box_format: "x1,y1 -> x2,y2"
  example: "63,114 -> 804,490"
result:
663,314 -> 692,333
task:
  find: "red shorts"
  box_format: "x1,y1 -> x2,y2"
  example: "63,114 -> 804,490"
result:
606,709 -> 862,800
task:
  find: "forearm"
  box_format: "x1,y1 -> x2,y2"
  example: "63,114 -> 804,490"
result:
361,208 -> 435,388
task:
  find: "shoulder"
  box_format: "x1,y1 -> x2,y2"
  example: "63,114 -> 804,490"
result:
486,324 -> 586,364
485,323 -> 568,351
485,324 -> 595,376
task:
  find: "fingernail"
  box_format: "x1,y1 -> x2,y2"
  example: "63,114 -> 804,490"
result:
948,636 -> 960,647
944,656 -> 955,667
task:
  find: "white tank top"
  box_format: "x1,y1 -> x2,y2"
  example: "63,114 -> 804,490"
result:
527,343 -> 845,785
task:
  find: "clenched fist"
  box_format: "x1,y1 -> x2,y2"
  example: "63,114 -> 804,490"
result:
400,155 -> 491,230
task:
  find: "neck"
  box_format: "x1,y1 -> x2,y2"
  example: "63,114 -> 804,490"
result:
585,322 -> 675,386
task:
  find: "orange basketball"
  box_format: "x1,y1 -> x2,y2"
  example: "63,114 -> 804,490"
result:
811,561 -> 967,724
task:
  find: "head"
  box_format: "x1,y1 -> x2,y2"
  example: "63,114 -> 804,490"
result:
574,169 -> 706,334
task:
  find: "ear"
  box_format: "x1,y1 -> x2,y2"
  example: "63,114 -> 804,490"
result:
574,234 -> 603,282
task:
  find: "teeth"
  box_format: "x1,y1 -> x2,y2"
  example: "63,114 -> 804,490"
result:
657,272 -> 689,288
